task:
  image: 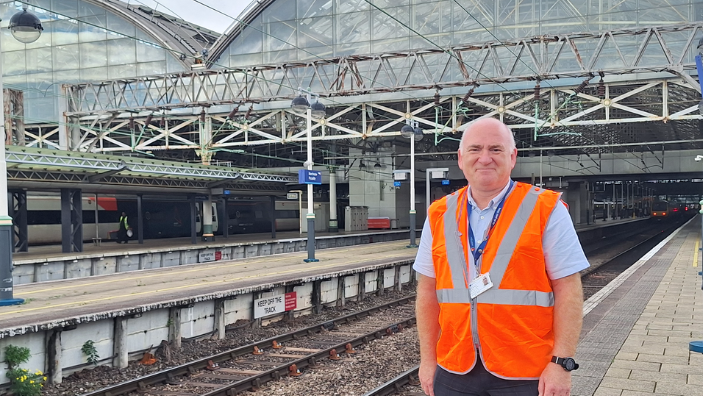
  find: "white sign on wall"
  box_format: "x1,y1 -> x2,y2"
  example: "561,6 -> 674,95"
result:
198,250 -> 230,263
254,295 -> 285,318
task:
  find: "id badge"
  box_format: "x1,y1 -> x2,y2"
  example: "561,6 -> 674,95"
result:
469,272 -> 493,299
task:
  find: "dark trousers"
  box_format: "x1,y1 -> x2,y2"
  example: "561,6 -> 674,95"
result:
434,361 -> 538,396
117,228 -> 128,243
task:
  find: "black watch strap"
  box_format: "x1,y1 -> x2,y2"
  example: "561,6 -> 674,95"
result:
551,356 -> 579,371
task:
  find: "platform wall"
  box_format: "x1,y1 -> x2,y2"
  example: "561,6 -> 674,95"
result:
0,263 -> 414,385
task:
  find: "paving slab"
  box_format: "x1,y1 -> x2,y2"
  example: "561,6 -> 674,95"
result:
576,218 -> 703,396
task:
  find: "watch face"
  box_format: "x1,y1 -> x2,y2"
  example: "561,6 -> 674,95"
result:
564,358 -> 576,371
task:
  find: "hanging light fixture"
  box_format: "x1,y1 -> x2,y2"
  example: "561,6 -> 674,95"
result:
359,160 -> 366,170
374,161 -> 382,169
291,95 -> 309,113
400,124 -> 414,138
413,126 -> 423,142
9,7 -> 43,44
310,100 -> 326,119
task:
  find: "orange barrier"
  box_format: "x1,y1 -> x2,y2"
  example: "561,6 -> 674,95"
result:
368,217 -> 391,229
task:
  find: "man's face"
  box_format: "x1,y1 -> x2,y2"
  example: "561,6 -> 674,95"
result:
457,121 -> 517,193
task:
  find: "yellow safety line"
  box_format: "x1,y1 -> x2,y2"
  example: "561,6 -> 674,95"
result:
3,252 -> 412,316
695,241 -> 699,267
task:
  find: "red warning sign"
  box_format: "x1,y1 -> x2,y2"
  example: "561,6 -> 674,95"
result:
285,292 -> 297,311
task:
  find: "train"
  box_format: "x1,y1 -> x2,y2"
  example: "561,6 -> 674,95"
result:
651,201 -> 688,219
22,195 -> 301,245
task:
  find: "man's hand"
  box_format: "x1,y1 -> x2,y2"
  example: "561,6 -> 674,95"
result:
419,361 -> 436,396
538,363 -> 571,396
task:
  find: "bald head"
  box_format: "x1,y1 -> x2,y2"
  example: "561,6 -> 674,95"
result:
459,118 -> 515,151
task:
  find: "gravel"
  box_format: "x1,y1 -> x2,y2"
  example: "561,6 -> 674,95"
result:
249,327 -> 419,396
42,287 -> 417,396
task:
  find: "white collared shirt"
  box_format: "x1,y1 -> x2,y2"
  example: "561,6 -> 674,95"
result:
413,180 -> 589,281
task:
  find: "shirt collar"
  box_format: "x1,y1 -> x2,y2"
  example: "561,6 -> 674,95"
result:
466,179 -> 512,211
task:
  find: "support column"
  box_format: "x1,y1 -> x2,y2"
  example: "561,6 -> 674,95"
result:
189,195 -> 197,245
269,195 -> 276,239
395,266 -> 402,292
329,168 -> 338,232
377,270 -> 385,296
221,197 -> 229,239
312,280 -> 322,315
213,299 -> 226,340
336,276 -> 345,307
113,317 -> 128,368
168,307 -> 181,349
137,194 -> 144,244
201,197 -> 214,242
358,273 -> 366,301
61,189 -> 82,253
47,330 -> 62,384
9,190 -> 27,252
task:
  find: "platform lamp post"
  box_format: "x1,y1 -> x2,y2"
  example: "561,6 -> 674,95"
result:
400,119 -> 423,248
691,33 -> 703,354
0,7 -> 43,306
291,88 -> 325,262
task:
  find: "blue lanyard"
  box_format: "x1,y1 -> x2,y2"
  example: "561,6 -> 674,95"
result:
468,181 -> 514,265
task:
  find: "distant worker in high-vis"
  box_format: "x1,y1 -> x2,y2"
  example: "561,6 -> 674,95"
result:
118,211 -> 130,244
414,118 -> 589,396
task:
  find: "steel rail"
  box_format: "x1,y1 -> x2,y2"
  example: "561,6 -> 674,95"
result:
363,365 -> 420,396
79,295 -> 416,396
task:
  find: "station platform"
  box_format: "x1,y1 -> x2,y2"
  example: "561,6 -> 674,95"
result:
9,228 -> 416,284
0,240 -> 417,335
8,217 -> 649,285
574,217 -> 703,396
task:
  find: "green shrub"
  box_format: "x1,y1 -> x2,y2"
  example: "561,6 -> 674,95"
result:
4,346 -> 45,396
81,340 -> 99,365
4,345 -> 30,369
7,368 -> 45,396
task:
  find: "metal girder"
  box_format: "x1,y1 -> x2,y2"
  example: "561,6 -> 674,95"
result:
6,169 -> 287,192
5,147 -> 296,183
65,23 -> 703,116
57,78 -> 702,154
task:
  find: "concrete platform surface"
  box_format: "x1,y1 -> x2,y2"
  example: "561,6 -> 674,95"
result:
0,241 -> 416,336
574,217 -> 703,396
12,228 -> 412,263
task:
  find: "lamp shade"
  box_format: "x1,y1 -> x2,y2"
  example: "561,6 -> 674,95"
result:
413,127 -> 423,142
400,124 -> 414,138
9,9 -> 43,44
310,100 -> 326,118
291,95 -> 309,113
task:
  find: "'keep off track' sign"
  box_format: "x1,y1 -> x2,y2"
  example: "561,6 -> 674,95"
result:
254,292 -> 297,319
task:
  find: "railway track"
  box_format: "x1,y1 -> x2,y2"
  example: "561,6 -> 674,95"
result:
77,218 -> 690,396
81,296 -> 416,396
358,219 -> 691,396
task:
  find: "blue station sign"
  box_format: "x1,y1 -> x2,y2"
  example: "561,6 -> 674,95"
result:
442,180 -> 450,185
393,181 -> 402,187
298,169 -> 322,185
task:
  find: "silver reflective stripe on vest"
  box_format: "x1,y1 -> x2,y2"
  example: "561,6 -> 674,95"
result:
443,192 -> 471,289
436,288 -> 472,304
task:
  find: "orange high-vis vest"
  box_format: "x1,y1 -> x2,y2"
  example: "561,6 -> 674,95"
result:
428,182 -> 562,379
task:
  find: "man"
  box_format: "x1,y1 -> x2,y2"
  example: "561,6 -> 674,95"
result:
414,118 -> 589,396
118,212 -> 130,244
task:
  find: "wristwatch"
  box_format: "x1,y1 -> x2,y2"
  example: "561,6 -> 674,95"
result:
551,356 -> 579,371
